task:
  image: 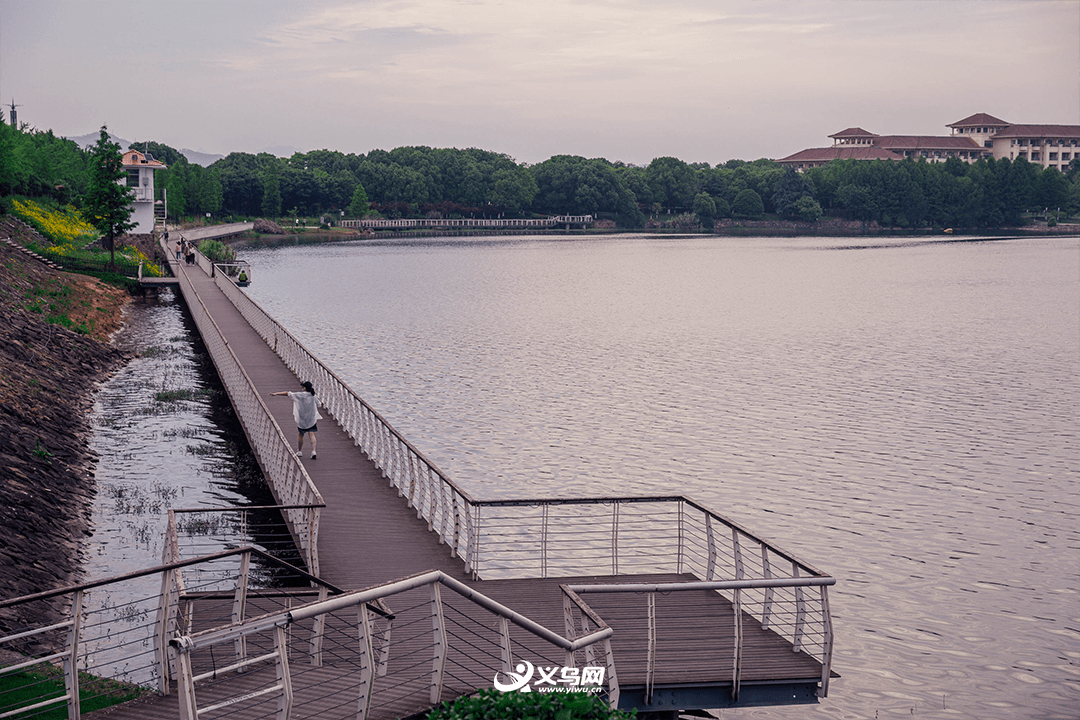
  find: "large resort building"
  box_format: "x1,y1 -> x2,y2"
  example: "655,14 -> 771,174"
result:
778,113 -> 1080,172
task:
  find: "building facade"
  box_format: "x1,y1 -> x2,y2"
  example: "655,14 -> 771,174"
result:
120,149 -> 166,234
779,113 -> 1080,172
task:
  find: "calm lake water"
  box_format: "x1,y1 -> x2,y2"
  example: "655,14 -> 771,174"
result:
85,291 -> 284,580
236,233 -> 1080,720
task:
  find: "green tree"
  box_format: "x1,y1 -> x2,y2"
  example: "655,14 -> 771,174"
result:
348,183 -> 371,217
262,170 -> 282,217
693,192 -> 717,229
646,156 -> 699,212
731,188 -> 764,219
794,195 -> 823,222
81,125 -> 135,268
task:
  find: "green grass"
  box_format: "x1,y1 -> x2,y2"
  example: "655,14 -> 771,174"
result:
0,665 -> 146,719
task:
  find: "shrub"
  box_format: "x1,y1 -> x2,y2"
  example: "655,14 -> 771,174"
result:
731,189 -> 764,220
427,689 -> 635,720
198,239 -> 236,263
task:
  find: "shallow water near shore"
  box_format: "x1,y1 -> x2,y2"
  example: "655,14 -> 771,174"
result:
84,289 -> 283,580
236,233 -> 1079,720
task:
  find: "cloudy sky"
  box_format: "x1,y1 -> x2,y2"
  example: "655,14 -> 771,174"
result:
1,0 -> 1077,165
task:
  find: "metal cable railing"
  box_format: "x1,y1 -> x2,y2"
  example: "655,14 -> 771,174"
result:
211,264 -> 477,568
169,569 -> 617,720
161,238 -> 324,576
567,575 -> 835,704
0,549 -> 339,720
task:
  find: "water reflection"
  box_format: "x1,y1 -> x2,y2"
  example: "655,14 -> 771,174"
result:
85,289 -> 301,582
241,233 -> 1079,720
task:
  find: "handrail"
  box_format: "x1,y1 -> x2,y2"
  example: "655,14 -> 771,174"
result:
212,265 -> 481,573
161,237 -> 324,575
0,548 -> 342,717
211,266 -> 829,584
169,569 -> 619,719
568,575 -> 836,702
0,547 -> 342,610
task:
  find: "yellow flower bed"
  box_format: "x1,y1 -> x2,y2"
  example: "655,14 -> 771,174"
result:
11,198 -> 163,277
12,198 -> 98,245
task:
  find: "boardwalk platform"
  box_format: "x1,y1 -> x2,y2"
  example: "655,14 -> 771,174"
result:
0,246 -> 833,720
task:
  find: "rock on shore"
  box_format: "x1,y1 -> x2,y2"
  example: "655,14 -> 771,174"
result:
0,240 -> 132,629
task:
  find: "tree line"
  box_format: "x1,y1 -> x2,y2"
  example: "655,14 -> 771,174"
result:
3,120 -> 1079,229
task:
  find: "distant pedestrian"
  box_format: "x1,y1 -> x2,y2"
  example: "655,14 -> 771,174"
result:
271,381 -> 322,459
174,238 -> 182,261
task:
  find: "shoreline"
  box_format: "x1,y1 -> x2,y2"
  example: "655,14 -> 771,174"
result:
225,219 -> 1079,249
0,240 -> 133,629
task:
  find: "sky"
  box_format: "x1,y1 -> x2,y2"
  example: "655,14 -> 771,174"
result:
1,0 -> 1077,166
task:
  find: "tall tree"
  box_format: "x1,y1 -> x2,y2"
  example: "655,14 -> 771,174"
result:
81,125 -> 135,268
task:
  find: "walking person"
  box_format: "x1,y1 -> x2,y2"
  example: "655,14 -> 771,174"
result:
174,236 -> 182,261
271,381 -> 322,458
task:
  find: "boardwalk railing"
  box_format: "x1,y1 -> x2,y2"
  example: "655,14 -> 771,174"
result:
0,549 -> 339,719
567,575 -> 835,703
169,569 -> 617,720
162,238 -> 324,576
204,243 -> 836,698
164,507 -> 323,585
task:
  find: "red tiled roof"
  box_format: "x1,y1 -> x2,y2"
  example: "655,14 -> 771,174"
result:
828,127 -> 879,139
121,149 -> 167,169
991,124 -> 1080,138
948,113 -> 1009,128
777,146 -> 902,163
875,136 -> 985,150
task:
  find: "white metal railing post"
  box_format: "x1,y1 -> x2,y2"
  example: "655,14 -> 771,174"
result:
731,587 -> 743,703
793,563 -> 806,652
64,589 -> 84,720
818,585 -> 834,697
676,501 -> 685,574
357,604 -> 375,720
760,547 -> 774,629
430,583 -> 447,704
232,551 -> 251,661
153,563 -> 182,694
732,528 -> 744,580
498,616 -> 514,673
604,638 -> 620,710
705,514 -> 717,580
274,625 -> 293,720
310,585 -> 328,667
645,591 -> 656,705
611,502 -> 620,576
541,503 -> 549,578
174,637 -> 197,720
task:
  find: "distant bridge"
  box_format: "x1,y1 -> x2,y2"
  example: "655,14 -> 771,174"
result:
340,215 -> 593,230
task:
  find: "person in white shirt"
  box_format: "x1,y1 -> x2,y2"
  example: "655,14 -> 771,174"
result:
271,381 -> 322,459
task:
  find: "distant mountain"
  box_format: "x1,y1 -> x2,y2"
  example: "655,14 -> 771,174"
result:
63,131 -> 224,166
177,148 -> 226,166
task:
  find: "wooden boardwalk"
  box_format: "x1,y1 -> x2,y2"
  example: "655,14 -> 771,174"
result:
93,251 -> 829,718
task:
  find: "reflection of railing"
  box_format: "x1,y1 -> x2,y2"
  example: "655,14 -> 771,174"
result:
170,569 -> 617,720
162,238 -> 324,576
0,549 -> 339,718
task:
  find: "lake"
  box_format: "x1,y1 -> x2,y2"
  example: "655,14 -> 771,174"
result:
236,232 -> 1079,719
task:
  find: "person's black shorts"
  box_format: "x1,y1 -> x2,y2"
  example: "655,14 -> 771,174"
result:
299,424 -> 317,434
